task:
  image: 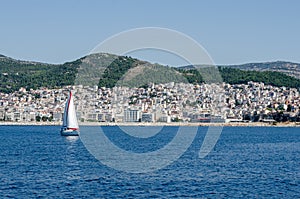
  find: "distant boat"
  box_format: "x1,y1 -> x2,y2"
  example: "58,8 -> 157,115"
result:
60,91 -> 79,136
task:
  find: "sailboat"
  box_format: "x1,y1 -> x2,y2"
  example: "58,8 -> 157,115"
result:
60,91 -> 79,136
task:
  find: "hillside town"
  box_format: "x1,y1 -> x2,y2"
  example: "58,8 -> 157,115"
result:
0,82 -> 300,124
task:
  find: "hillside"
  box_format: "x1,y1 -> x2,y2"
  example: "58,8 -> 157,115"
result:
225,61 -> 300,79
0,55 -> 79,93
0,53 -> 300,93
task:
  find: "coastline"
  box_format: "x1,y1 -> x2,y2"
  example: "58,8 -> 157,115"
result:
0,121 -> 299,127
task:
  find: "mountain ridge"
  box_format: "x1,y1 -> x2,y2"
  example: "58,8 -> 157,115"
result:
1,53 -> 300,70
224,61 -> 300,79
0,53 -> 300,93
179,60 -> 300,79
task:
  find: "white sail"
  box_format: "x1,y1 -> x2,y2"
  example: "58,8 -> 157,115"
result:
63,91 -> 79,130
67,92 -> 79,129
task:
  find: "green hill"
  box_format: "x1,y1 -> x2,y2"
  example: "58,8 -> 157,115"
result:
0,55 -> 78,93
0,53 -> 300,93
224,61 -> 300,79
176,66 -> 300,88
219,67 -> 300,88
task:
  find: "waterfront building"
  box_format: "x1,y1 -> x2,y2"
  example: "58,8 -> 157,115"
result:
124,109 -> 140,122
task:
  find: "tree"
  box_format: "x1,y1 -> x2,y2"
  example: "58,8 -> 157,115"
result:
42,116 -> 48,122
36,115 -> 41,122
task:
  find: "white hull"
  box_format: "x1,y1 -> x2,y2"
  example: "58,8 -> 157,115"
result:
60,129 -> 79,136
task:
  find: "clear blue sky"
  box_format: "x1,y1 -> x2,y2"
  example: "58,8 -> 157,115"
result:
1,0 -> 300,65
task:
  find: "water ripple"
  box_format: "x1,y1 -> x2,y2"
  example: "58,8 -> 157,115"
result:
0,126 -> 299,198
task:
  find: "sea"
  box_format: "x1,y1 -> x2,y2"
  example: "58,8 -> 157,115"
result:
0,125 -> 299,198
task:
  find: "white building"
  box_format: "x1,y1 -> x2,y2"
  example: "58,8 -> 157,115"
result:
124,109 -> 140,122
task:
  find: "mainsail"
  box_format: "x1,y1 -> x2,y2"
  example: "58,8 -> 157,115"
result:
62,91 -> 79,130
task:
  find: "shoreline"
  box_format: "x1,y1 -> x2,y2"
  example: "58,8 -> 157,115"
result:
0,121 -> 299,127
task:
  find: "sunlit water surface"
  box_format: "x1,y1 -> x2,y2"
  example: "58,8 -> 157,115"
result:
0,126 -> 299,198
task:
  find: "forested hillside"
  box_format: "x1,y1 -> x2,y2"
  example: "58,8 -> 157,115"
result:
0,56 -> 79,93
0,53 -> 300,93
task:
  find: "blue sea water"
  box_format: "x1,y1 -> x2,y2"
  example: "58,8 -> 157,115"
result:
0,126 -> 299,198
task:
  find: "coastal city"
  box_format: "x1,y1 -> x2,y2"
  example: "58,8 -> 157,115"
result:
0,81 -> 299,125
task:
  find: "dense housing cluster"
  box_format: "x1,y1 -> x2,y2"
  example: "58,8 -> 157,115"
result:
0,82 -> 299,123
